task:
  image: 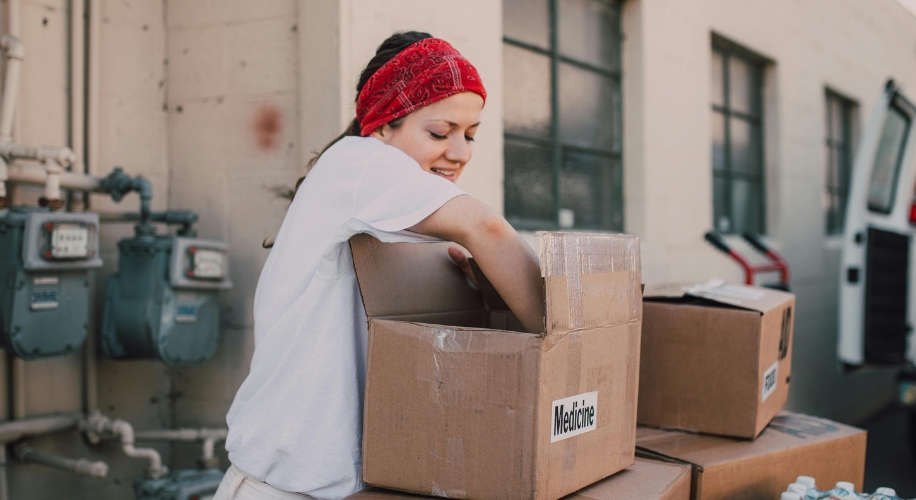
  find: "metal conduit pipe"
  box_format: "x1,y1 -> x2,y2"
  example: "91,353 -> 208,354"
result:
82,414 -> 168,479
0,144 -> 77,167
0,413 -> 82,445
6,162 -> 102,192
134,428 -> 227,467
0,33 -> 23,145
15,445 -> 108,478
10,357 -> 25,421
0,146 -> 78,208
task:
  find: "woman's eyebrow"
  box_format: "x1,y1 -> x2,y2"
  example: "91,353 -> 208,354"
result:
426,120 -> 481,128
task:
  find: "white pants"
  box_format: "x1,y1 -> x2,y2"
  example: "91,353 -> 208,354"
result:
214,464 -> 316,500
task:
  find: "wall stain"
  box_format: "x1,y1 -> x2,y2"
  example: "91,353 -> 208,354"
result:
254,105 -> 282,150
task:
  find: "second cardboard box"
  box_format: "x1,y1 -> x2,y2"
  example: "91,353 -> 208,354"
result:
639,282 -> 795,438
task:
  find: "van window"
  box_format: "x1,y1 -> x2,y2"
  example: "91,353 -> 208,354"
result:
868,104 -> 910,214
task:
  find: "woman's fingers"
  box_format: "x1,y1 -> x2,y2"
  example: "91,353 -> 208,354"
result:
448,245 -> 478,288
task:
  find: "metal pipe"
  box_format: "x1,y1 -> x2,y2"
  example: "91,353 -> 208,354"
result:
1,5 -> 21,497
10,358 -> 25,420
87,0 -> 100,177
6,162 -> 102,192
0,413 -> 82,445
0,157 -> 6,208
0,447 -> 8,500
0,144 -> 77,167
82,414 -> 168,478
98,210 -> 198,225
134,428 -> 227,466
0,34 -> 23,145
15,445 -> 108,478
7,0 -> 19,38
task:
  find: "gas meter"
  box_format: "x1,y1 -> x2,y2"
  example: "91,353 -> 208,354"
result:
0,207 -> 102,359
102,228 -> 232,366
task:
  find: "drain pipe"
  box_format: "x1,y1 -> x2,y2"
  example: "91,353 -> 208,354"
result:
0,33 -> 23,210
134,428 -> 228,468
15,444 -> 108,478
0,33 -> 23,145
0,413 -> 82,444
0,145 -> 77,210
82,413 -> 168,479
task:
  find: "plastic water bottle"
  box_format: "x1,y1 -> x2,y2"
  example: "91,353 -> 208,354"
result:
796,476 -> 817,489
829,481 -> 862,499
865,487 -> 903,500
782,476 -> 913,500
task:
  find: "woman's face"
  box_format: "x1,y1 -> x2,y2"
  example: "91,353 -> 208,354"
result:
371,92 -> 484,183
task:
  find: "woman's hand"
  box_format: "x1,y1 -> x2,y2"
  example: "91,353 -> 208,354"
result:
447,245 -> 478,288
409,195 -> 545,334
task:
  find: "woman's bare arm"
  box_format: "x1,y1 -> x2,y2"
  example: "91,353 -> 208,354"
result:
409,195 -> 545,333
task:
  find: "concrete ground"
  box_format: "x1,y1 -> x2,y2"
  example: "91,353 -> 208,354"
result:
863,405 -> 916,497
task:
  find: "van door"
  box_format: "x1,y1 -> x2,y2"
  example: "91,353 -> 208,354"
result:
838,80 -> 916,367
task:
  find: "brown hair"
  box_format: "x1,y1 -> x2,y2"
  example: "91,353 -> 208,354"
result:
264,31 -> 433,248
295,31 -> 433,193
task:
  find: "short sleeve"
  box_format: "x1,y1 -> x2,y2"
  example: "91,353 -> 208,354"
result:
347,147 -> 466,243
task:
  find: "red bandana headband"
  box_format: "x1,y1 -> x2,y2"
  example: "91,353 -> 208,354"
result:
356,38 -> 487,137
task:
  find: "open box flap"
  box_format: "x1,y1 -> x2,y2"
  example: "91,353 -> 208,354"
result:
643,280 -> 793,314
350,233 -> 485,319
536,231 -> 642,333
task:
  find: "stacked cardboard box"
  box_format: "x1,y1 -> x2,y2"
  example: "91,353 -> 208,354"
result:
639,282 -> 795,438
349,233 -> 867,500
636,282 -> 867,499
635,412 -> 866,500
345,458 -> 691,500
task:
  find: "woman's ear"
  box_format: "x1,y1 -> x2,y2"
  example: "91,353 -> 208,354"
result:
371,124 -> 391,142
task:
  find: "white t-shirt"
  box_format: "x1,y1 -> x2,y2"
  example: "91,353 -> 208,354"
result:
225,136 -> 465,499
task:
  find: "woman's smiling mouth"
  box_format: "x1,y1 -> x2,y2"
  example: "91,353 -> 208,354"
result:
430,167 -> 457,180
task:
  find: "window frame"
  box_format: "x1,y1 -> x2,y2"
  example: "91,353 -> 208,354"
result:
711,36 -> 768,235
502,0 -> 624,231
824,89 -> 857,235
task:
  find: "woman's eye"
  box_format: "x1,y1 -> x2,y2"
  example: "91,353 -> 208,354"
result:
429,132 -> 447,140
465,135 -> 475,142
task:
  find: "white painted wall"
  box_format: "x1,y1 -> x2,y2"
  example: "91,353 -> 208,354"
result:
619,0 -> 916,421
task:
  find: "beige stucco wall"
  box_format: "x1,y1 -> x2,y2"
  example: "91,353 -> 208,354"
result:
5,0 -> 916,498
622,0 -> 916,422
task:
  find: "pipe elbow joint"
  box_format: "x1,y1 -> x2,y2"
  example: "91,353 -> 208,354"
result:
0,34 -> 25,60
76,458 -> 109,479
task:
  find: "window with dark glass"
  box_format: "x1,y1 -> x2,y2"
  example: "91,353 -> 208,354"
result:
502,0 -> 623,230
867,103 -> 910,214
824,91 -> 856,235
711,39 -> 766,235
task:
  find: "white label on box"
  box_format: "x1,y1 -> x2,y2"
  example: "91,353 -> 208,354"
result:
551,391 -> 598,443
762,361 -> 778,402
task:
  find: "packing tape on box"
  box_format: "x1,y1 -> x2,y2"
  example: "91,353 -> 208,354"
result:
537,232 -> 641,331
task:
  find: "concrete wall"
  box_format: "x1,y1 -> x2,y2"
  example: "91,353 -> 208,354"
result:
621,0 -> 916,421
5,1 -> 173,499
5,0 -> 916,498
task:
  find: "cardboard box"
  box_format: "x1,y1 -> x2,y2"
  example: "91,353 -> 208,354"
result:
639,282 -> 795,438
352,232 -> 642,500
636,412 -> 867,500
345,458 -> 690,500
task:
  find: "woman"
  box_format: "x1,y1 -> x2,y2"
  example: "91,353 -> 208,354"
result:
215,32 -> 545,500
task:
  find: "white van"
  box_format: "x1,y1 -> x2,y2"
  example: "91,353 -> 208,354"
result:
838,80 -> 916,369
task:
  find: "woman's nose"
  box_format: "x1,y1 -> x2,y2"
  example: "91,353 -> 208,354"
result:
445,135 -> 471,164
